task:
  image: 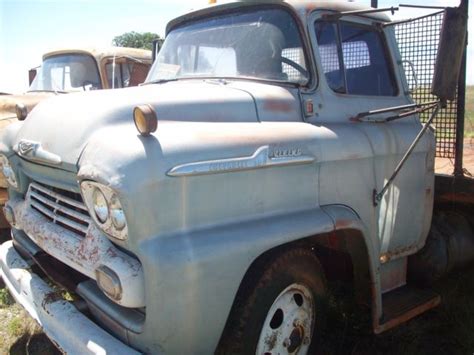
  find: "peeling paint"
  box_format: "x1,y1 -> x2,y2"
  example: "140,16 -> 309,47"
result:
6,197 -> 145,308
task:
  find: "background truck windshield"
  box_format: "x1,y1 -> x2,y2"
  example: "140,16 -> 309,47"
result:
146,8 -> 309,85
29,54 -> 101,92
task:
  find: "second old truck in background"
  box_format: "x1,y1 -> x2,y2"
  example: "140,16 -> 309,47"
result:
0,47 -> 152,227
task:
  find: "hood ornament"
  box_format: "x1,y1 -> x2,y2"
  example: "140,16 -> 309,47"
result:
14,140 -> 61,165
18,140 -> 35,155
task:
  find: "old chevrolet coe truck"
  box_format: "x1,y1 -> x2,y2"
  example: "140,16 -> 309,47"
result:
0,1 -> 471,354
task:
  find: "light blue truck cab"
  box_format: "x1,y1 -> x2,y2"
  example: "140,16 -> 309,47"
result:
1,1 -> 465,354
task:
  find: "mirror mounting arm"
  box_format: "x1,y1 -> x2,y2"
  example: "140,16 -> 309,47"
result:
373,102 -> 442,206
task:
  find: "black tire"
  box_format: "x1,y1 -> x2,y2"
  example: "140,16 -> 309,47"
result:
216,248 -> 327,355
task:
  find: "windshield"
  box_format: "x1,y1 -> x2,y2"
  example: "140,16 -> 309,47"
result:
29,54 -> 101,92
146,8 -> 309,85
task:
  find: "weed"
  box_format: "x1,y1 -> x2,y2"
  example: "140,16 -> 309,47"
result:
0,287 -> 14,307
7,317 -> 26,337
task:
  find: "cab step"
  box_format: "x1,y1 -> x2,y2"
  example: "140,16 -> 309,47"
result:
375,285 -> 441,334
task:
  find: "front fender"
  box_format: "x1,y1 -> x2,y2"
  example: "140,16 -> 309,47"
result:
132,207 -> 333,354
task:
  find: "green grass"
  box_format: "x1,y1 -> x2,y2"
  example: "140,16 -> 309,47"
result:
7,317 -> 27,338
0,287 -> 14,307
0,294 -> 43,354
465,85 -> 474,138
411,85 -> 473,139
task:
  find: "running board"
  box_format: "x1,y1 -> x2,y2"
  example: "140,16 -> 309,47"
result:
374,285 -> 441,334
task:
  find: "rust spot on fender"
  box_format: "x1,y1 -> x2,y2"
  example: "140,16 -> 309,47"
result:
328,231 -> 340,249
263,100 -> 293,113
335,219 -> 353,230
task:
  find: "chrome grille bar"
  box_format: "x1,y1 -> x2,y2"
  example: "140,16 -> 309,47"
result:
27,182 -> 91,237
29,191 -> 90,224
30,201 -> 89,234
30,182 -> 88,212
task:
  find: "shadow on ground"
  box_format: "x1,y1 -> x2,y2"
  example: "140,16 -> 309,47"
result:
319,265 -> 474,354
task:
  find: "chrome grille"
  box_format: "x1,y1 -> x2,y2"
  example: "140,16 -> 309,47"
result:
28,182 -> 91,237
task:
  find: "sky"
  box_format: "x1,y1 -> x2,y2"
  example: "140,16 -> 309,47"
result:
0,0 -> 472,93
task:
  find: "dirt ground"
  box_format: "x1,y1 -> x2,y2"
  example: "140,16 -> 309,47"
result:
435,138 -> 474,176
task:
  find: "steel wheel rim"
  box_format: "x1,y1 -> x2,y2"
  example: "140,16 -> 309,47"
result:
256,283 -> 315,355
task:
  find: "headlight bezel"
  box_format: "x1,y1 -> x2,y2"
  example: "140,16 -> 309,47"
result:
81,181 -> 128,240
0,154 -> 18,188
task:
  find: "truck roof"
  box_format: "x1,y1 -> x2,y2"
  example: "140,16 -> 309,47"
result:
43,47 -> 152,62
167,0 -> 391,34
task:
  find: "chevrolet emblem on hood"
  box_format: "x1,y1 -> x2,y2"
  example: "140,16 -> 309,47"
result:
14,140 -> 62,165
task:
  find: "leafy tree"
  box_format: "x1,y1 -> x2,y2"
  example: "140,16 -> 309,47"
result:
112,31 -> 161,51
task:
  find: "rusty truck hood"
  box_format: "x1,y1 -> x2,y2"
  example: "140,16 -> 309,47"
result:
0,92 -> 54,120
12,81 -> 261,172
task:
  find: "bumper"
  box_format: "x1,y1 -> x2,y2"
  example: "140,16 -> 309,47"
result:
0,240 -> 140,355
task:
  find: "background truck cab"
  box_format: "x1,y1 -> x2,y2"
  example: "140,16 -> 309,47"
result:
0,47 -> 152,227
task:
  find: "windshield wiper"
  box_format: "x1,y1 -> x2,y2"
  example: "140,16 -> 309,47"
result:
144,78 -> 179,86
28,89 -> 68,94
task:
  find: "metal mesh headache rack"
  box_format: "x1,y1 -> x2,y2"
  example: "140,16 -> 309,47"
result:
394,9 -> 459,159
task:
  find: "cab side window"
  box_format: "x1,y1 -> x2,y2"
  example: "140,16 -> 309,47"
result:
106,61 -> 151,88
315,21 -> 397,96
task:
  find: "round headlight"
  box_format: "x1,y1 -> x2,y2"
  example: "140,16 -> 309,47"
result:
110,194 -> 126,230
92,188 -> 109,223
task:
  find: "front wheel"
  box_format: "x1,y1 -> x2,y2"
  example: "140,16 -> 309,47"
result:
217,248 -> 327,355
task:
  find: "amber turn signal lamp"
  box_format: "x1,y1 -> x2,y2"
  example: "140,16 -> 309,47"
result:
133,104 -> 157,136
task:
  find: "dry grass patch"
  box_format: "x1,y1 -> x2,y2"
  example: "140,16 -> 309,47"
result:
0,287 -> 58,355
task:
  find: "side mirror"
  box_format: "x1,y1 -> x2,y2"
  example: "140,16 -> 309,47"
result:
28,68 -> 37,86
431,3 -> 468,102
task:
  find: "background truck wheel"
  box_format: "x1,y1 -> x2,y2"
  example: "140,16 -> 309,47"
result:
216,248 -> 327,355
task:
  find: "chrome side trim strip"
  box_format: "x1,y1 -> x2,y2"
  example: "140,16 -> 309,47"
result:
167,145 -> 315,177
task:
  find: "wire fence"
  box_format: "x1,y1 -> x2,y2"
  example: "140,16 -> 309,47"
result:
395,10 -> 458,158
